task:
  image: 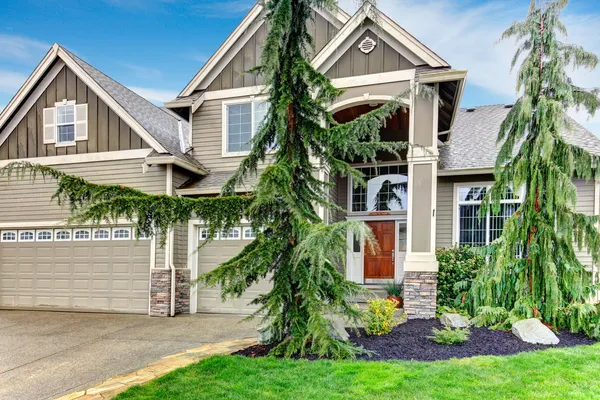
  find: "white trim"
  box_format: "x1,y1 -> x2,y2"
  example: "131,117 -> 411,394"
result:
36,229 -> 53,242
418,70 -> 468,84
328,95 -> 410,114
112,227 -> 132,240
437,167 -> 494,176
18,230 -> 35,242
144,155 -> 206,175
0,148 -> 153,168
54,229 -> 72,242
331,70 -> 415,90
1,231 -> 17,242
179,3 -> 264,96
92,228 -> 111,241
204,86 -> 266,101
0,60 -> 65,147
73,228 -> 91,241
0,219 -> 133,229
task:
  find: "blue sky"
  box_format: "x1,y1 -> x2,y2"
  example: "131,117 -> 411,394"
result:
1,0 -> 600,134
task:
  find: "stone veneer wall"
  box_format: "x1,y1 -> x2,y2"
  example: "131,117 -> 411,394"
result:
150,269 -> 191,316
403,271 -> 437,319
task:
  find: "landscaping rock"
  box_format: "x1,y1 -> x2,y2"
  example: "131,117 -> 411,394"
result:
440,313 -> 470,328
328,319 -> 350,341
257,321 -> 275,345
512,318 -> 559,345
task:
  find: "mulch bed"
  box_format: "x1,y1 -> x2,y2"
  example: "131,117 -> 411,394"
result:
233,319 -> 596,361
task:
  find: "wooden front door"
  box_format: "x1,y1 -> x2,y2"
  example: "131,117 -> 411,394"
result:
364,221 -> 395,279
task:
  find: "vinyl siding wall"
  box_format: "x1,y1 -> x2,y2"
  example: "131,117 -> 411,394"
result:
172,166 -> 194,268
0,64 -> 149,160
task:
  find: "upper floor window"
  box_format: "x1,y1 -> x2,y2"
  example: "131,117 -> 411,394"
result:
350,165 -> 408,212
456,184 -> 523,247
223,100 -> 269,155
43,101 -> 88,146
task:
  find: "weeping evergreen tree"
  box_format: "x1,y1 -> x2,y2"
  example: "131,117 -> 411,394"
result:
1,0 -> 416,358
467,0 -> 600,336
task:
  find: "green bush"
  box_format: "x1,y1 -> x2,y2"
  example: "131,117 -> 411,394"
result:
436,247 -> 485,308
428,326 -> 471,345
363,299 -> 406,336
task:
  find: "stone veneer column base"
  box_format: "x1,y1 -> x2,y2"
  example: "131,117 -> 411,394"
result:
150,269 -> 191,317
403,271 -> 438,319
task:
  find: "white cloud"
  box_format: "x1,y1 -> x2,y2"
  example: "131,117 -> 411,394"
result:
122,63 -> 163,80
128,86 -> 178,104
0,70 -> 28,93
0,34 -> 50,62
338,0 -> 600,135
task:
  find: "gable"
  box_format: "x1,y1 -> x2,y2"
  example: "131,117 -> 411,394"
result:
325,28 -> 414,79
0,63 -> 150,160
205,11 -> 339,92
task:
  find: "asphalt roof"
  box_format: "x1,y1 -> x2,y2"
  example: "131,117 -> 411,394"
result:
62,46 -> 204,170
439,104 -> 600,170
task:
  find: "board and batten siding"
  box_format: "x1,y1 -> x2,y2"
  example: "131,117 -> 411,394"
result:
206,12 -> 337,92
326,28 -> 415,79
0,65 -> 150,160
0,159 -> 166,223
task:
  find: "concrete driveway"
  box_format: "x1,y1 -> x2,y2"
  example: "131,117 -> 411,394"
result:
0,310 -> 257,400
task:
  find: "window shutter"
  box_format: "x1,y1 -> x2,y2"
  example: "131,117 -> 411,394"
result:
43,107 -> 56,144
75,104 -> 88,141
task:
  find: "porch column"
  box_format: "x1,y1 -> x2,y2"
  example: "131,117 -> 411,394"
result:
404,83 -> 439,319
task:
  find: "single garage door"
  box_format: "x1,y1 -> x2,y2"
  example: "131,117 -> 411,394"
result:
197,226 -> 271,314
0,227 -> 150,314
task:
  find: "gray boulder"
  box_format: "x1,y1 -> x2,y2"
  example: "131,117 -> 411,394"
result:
512,318 -> 559,345
257,321 -> 275,345
328,318 -> 350,341
440,313 -> 470,328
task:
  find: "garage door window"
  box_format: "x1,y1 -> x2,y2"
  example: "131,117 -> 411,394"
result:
243,227 -> 256,240
113,228 -> 131,240
221,227 -> 241,240
1,231 -> 17,242
199,228 -> 219,240
55,230 -> 72,241
36,230 -> 53,241
18,231 -> 35,242
93,228 -> 110,240
74,229 -> 91,241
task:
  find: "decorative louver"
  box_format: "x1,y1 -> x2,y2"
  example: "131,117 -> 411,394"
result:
358,37 -> 377,54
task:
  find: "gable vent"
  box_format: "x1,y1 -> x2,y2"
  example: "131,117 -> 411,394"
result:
358,37 -> 377,55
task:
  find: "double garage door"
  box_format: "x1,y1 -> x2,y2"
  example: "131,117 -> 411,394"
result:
0,227 -> 150,314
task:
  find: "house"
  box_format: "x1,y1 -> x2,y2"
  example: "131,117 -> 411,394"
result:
0,2 -> 598,318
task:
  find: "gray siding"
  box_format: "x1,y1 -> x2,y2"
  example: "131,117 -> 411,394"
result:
0,65 -> 149,160
0,158 -> 166,223
326,28 -> 414,79
172,166 -> 194,268
574,179 -> 596,270
206,12 -> 338,92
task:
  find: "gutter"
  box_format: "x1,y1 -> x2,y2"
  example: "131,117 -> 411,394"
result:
145,155 -> 207,176
437,167 -> 494,176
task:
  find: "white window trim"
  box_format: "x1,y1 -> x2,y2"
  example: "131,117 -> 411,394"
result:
36,230 -> 53,242
452,182 -> 524,246
73,228 -> 92,241
221,97 -> 268,157
199,227 -> 220,241
347,163 -> 409,214
92,228 -> 111,241
54,100 -> 77,147
18,230 -> 35,242
1,231 -> 17,242
242,226 -> 256,240
54,229 -> 72,242
112,227 -> 132,240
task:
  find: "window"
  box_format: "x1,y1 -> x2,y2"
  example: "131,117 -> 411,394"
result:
221,227 -> 241,240
74,229 -> 91,241
55,230 -> 72,241
93,228 -> 111,241
36,230 -> 53,242
112,228 -> 131,240
456,184 -> 523,247
56,104 -> 75,144
1,231 -> 17,242
243,227 -> 257,240
351,165 -> 408,212
18,231 -> 35,242
224,100 -> 269,154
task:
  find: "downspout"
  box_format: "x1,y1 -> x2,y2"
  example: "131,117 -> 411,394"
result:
165,164 -> 177,316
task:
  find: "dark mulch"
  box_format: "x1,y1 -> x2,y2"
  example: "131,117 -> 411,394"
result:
233,319 -> 596,362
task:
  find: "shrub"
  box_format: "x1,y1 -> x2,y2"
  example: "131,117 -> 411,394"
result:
436,247 -> 485,308
428,326 -> 470,345
363,299 -> 406,336
383,280 -> 403,297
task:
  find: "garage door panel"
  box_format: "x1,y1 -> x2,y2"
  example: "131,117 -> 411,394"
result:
0,238 -> 150,314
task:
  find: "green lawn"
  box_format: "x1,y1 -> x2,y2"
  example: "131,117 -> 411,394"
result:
115,344 -> 600,400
